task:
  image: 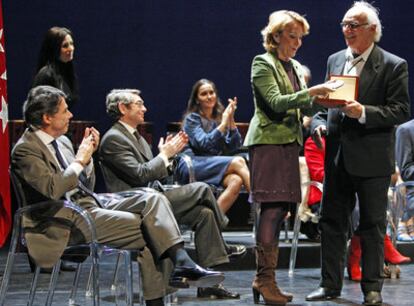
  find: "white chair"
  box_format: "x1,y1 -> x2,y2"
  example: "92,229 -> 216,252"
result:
288,157 -> 323,276
387,181 -> 414,278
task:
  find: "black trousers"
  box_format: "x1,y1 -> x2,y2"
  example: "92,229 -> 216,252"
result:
319,154 -> 390,293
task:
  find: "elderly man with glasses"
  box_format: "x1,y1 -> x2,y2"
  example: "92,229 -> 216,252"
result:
306,1 -> 410,305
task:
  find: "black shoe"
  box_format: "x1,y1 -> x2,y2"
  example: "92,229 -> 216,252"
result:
226,244 -> 247,258
306,287 -> 341,301
60,261 -> 77,272
29,257 -> 76,274
197,283 -> 240,299
145,297 -> 164,306
364,291 -> 382,305
169,265 -> 224,289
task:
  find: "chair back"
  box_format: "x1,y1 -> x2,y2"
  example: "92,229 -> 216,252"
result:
297,156 -> 323,222
298,156 -> 311,205
178,153 -> 195,183
9,168 -> 27,209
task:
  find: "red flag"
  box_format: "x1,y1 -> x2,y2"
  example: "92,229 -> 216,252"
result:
0,0 -> 11,247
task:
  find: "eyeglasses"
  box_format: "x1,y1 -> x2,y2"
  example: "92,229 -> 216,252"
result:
130,101 -> 144,107
340,22 -> 369,30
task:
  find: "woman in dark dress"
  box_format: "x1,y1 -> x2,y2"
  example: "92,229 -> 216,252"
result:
178,79 -> 250,213
244,10 -> 334,305
33,26 -> 78,109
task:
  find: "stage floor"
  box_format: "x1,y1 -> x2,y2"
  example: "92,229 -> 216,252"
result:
1,232 -> 413,305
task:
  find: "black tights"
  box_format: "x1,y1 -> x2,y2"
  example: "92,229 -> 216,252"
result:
256,202 -> 289,245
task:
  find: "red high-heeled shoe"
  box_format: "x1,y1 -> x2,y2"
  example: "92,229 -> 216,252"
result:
384,234 -> 411,264
347,235 -> 362,282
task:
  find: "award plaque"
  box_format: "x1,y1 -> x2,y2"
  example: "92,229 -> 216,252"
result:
316,75 -> 359,108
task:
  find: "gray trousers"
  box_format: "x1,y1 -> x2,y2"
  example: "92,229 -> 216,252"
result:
163,182 -> 229,268
74,190 -> 183,300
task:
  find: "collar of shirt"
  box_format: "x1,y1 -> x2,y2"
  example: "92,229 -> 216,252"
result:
344,43 -> 374,76
345,43 -> 374,62
34,129 -> 86,178
34,129 -> 69,170
345,43 -> 375,63
118,120 -> 137,137
34,129 -> 56,146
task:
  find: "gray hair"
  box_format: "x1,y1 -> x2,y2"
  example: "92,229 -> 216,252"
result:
23,85 -> 67,128
106,88 -> 141,121
349,1 -> 382,42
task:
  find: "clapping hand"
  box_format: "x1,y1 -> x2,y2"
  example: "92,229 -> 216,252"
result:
158,131 -> 189,159
220,97 -> 238,131
84,127 -> 100,152
227,97 -> 238,128
76,130 -> 96,166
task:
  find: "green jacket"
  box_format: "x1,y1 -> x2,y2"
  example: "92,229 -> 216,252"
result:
244,52 -> 318,146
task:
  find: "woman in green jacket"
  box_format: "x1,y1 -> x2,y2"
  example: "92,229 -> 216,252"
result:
245,10 -> 334,305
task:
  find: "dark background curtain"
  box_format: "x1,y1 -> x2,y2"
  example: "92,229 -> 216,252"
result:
3,0 -> 413,143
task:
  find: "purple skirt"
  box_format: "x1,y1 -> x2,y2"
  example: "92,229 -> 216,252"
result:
248,143 -> 301,204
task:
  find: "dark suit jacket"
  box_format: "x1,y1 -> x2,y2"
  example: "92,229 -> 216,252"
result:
99,122 -> 168,192
312,45 -> 410,177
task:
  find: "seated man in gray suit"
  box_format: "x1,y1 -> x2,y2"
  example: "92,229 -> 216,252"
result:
12,85 -> 224,306
396,120 -> 414,237
99,88 -> 245,299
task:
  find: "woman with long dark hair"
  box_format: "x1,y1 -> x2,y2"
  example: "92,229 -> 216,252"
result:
178,78 -> 250,214
33,26 -> 78,109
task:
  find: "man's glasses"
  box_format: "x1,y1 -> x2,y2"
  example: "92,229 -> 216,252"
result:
340,22 -> 369,30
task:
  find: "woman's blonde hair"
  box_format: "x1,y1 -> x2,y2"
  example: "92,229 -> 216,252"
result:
261,10 -> 310,52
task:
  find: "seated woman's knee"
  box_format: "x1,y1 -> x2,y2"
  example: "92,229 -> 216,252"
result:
231,156 -> 247,169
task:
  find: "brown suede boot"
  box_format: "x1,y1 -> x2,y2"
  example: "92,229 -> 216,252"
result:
273,247 -> 293,302
252,244 -> 289,305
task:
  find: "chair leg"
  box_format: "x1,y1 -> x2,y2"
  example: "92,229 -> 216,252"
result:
0,249 -> 17,305
165,292 -> 178,305
85,263 -> 94,297
91,247 -> 100,306
289,202 -> 302,276
124,251 -> 133,306
85,249 -> 100,306
136,261 -> 145,306
68,263 -> 82,305
0,216 -> 21,306
27,266 -> 41,306
111,253 -> 122,292
284,217 -> 290,243
252,202 -> 261,239
45,260 -> 62,306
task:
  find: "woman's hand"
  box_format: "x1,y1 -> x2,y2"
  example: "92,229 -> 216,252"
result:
227,97 -> 238,129
308,82 -> 336,98
218,97 -> 238,132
